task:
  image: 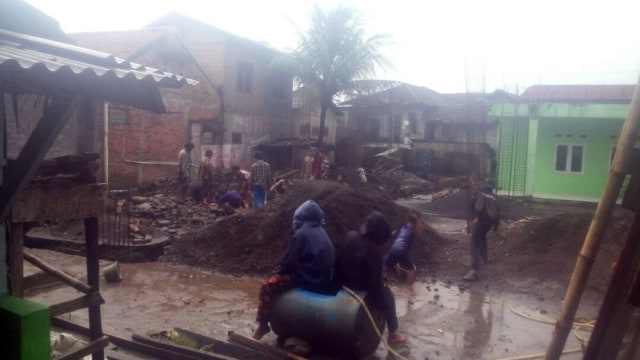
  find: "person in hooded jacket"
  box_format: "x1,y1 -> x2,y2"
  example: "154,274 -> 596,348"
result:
336,211 -> 407,344
252,200 -> 335,340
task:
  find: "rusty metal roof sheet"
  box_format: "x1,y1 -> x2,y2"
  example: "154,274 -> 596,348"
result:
521,85 -> 635,103
0,29 -> 198,113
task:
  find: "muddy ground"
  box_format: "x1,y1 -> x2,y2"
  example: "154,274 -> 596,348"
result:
23,179 -> 637,359
163,180 -> 631,303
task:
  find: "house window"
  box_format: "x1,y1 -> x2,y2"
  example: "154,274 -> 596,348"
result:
236,61 -> 252,93
555,144 -> 584,173
231,132 -> 242,144
108,107 -> 128,124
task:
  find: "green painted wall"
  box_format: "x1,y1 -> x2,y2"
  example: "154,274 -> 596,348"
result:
493,102 -> 629,202
533,116 -> 623,201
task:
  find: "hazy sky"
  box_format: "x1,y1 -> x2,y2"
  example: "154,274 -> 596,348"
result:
25,0 -> 640,93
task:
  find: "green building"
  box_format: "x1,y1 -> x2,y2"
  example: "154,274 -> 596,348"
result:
492,85 -> 635,202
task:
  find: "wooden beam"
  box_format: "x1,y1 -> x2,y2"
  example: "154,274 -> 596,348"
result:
57,335 -> 109,360
85,217 -> 104,360
12,183 -> 106,223
52,317 -> 200,360
50,293 -> 105,317
0,95 -> 78,222
132,334 -> 233,360
23,249 -> 91,294
228,331 -> 308,360
9,222 -> 24,297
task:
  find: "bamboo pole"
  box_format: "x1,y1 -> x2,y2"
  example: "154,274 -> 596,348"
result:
545,79 -> 640,359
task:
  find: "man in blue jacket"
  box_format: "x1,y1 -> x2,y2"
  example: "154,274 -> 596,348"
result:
252,200 -> 335,340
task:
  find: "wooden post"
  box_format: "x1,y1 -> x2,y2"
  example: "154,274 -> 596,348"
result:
545,79 -> 640,359
0,95 -> 77,222
85,217 -> 104,360
584,203 -> 640,359
9,222 -> 23,297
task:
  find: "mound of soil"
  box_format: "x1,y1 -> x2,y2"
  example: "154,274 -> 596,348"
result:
491,210 -> 632,294
162,180 -> 441,275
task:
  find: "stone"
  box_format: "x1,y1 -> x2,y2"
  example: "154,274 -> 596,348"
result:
131,196 -> 148,204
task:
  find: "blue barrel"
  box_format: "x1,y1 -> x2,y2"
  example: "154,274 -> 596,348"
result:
269,288 -> 385,358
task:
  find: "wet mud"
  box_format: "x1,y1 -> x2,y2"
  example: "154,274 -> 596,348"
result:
25,249 -> 596,359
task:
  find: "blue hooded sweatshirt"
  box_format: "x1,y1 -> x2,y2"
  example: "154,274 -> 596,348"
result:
278,200 -> 335,293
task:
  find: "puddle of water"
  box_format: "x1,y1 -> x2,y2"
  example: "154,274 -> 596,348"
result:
27,260 -> 592,360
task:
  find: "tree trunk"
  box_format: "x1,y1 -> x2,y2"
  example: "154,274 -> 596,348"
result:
318,99 -> 328,144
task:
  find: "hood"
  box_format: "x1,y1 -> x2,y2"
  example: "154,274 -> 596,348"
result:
292,200 -> 324,230
363,211 -> 391,245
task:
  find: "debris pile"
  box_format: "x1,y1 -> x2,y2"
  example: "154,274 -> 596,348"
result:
162,180 -> 444,275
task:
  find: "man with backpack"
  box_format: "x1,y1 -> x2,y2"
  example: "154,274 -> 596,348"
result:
463,174 -> 500,281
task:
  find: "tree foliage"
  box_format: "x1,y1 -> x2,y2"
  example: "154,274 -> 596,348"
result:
287,6 -> 391,143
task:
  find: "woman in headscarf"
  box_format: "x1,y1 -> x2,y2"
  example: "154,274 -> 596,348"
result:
252,200 -> 335,340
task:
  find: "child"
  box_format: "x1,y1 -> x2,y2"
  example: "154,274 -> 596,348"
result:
383,213 -> 424,292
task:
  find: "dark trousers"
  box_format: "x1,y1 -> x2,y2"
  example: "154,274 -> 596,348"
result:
470,222 -> 492,270
369,285 -> 399,333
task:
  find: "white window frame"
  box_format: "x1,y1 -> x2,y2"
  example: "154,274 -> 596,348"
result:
554,144 -> 585,174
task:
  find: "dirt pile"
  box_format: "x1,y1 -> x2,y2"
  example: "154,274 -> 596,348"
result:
492,210 -> 632,294
162,180 -> 441,275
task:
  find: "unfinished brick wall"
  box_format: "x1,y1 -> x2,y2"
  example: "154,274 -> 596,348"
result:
93,38 -> 220,188
4,95 -> 96,160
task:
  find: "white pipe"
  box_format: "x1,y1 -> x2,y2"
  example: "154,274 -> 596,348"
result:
103,102 -> 109,185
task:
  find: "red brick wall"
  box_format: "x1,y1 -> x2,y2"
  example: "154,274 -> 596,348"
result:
94,38 -> 220,188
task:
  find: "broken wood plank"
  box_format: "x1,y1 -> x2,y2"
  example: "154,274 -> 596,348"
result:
10,222 -> 24,297
132,333 -> 234,360
50,293 -> 104,317
227,331 -> 308,360
52,317 -> 200,360
23,249 -> 92,294
176,327 -> 279,360
57,335 -> 109,360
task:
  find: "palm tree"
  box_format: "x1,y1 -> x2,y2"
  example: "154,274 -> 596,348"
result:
290,6 -> 391,144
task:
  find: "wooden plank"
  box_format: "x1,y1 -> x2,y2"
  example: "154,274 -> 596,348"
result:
12,183 -> 106,223
9,222 -> 24,297
85,217 -> 104,360
176,327 -> 279,360
228,331 -> 308,360
0,95 -> 77,223
23,250 -> 91,294
132,334 -> 234,360
52,317 -> 200,360
50,293 -> 105,317
58,335 -> 109,360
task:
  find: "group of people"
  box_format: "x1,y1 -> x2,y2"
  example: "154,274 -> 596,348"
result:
301,147 -> 331,180
252,200 -> 426,345
177,142 -> 275,211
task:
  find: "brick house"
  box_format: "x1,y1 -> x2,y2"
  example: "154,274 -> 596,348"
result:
73,13 -> 293,186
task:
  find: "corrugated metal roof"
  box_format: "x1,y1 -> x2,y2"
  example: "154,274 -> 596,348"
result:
342,83 -> 449,108
0,29 -> 198,113
521,85 -> 635,103
72,29 -> 167,59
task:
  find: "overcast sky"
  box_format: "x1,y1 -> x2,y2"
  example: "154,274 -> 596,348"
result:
25,0 -> 640,94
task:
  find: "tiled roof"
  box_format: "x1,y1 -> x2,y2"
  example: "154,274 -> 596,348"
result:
521,85 -> 636,103
0,29 -> 197,113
